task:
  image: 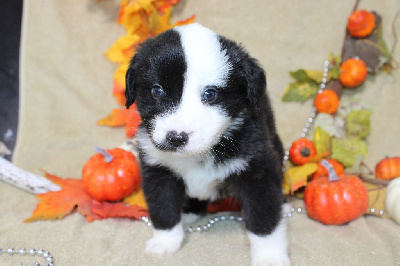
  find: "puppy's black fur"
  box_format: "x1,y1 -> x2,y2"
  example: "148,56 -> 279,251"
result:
125,28 -> 284,236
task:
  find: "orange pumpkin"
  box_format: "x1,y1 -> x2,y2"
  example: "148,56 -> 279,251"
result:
304,160 -> 369,225
82,148 -> 140,201
347,10 -> 376,38
289,138 -> 317,165
375,157 -> 400,180
311,159 -> 345,180
314,90 -> 340,114
339,58 -> 368,88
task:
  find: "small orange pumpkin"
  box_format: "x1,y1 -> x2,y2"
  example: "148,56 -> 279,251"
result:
289,138 -> 317,165
304,160 -> 369,225
314,90 -> 340,114
347,10 -> 376,38
339,58 -> 368,88
311,159 -> 345,180
82,148 -> 140,201
375,157 -> 400,180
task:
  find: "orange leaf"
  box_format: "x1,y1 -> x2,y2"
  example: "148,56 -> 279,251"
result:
154,0 -> 180,14
25,172 -> 148,223
25,172 -> 101,223
308,151 -> 330,163
97,108 -> 128,127
91,201 -> 148,219
112,80 -> 126,106
171,14 -> 196,28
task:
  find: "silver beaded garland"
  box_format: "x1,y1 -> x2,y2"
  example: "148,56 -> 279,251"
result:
0,247 -> 55,266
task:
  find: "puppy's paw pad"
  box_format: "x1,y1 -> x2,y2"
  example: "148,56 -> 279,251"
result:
145,235 -> 182,255
252,254 -> 291,266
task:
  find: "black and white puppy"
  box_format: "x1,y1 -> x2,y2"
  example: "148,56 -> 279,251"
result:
125,23 -> 289,266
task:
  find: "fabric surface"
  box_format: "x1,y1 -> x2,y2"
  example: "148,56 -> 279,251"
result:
1,0 -> 400,265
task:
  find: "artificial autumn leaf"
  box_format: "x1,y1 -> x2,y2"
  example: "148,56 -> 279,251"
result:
105,34 -> 140,64
364,182 -> 387,217
97,104 -> 141,138
281,82 -> 319,103
345,109 -> 371,139
308,151 -> 330,163
282,69 -> 333,103
25,172 -> 148,223
91,200 -> 148,219
25,172 -> 101,223
313,126 -> 331,154
283,163 -> 318,195
148,6 -> 173,36
331,137 -> 368,168
112,80 -> 127,106
97,108 -> 127,127
171,14 -> 196,27
153,0 -> 180,13
207,197 -> 241,213
123,188 -> 148,209
314,113 -> 344,137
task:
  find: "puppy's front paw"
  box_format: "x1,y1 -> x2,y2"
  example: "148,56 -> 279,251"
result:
251,252 -> 290,266
145,222 -> 184,255
248,220 -> 290,266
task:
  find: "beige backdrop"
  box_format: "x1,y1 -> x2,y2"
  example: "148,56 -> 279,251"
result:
0,0 -> 399,265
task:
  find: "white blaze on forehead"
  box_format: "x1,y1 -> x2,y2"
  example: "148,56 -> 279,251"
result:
151,24 -> 234,154
174,23 -> 232,88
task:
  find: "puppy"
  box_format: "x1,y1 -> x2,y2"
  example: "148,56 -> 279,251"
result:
125,23 -> 290,266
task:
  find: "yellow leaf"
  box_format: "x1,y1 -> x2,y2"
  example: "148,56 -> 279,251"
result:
113,62 -> 130,89
363,182 -> 387,216
313,126 -> 332,154
123,188 -> 148,209
149,6 -> 172,35
304,69 -> 332,83
105,34 -> 140,63
283,163 -> 318,195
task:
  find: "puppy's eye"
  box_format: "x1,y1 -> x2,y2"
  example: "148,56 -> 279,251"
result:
151,84 -> 165,100
202,87 -> 218,103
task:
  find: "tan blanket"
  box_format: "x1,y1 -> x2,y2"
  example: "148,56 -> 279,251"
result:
1,0 -> 399,265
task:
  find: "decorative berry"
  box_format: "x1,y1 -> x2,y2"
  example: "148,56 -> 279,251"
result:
314,90 -> 340,114
347,10 -> 376,38
339,58 -> 368,88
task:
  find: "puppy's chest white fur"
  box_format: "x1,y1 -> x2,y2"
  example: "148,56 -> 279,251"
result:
166,156 -> 247,200
139,132 -> 248,200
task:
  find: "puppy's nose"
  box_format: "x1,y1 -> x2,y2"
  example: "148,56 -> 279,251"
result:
166,131 -> 189,148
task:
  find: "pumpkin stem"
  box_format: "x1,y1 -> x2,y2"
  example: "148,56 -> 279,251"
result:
300,147 -> 311,157
94,147 -> 114,163
321,159 -> 339,182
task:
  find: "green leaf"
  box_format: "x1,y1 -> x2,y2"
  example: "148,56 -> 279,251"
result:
345,109 -> 371,139
313,126 -> 331,154
281,82 -> 319,103
290,70 -> 309,83
331,137 -> 368,168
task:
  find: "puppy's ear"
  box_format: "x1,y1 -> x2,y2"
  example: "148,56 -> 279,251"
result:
125,66 -> 135,109
243,58 -> 266,114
